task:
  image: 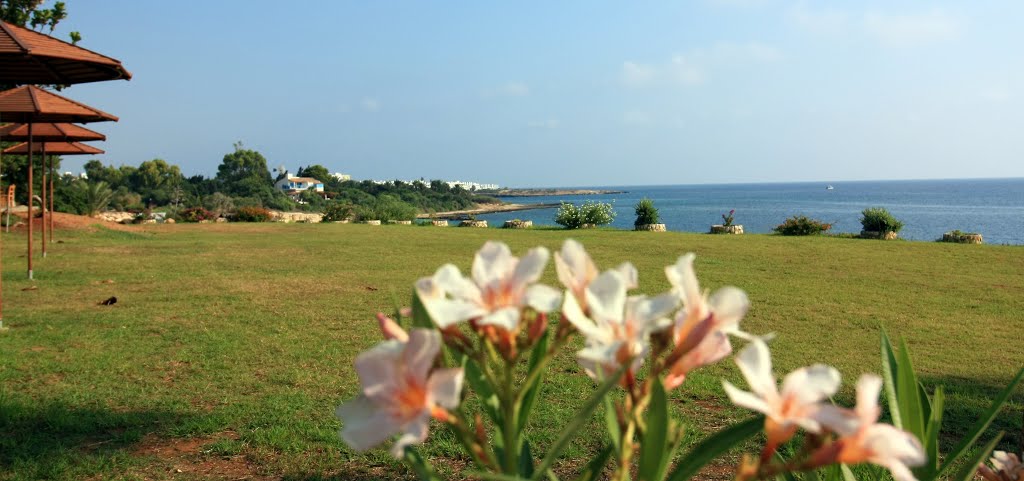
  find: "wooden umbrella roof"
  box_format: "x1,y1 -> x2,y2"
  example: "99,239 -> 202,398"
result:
3,141 -> 104,155
0,85 -> 117,123
0,21 -> 131,85
0,122 -> 105,142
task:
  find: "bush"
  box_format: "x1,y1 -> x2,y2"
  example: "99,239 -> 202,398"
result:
179,207 -> 214,223
774,215 -> 832,236
555,201 -> 615,229
322,202 -> 355,223
634,198 -> 660,227
235,206 -> 273,222
860,207 -> 903,234
721,209 -> 735,227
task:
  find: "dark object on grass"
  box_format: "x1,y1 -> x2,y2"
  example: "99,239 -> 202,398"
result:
98,296 -> 117,306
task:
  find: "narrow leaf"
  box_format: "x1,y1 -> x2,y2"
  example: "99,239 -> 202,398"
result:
404,445 -> 445,481
519,437 -> 536,478
571,444 -> 614,481
879,330 -> 903,430
530,365 -> 627,481
840,464 -> 857,481
519,331 -> 549,433
949,432 -> 1003,481
665,416 -> 764,481
937,365 -> 1024,479
895,338 -> 925,441
603,393 -> 621,455
471,472 -> 528,481
411,292 -> 434,329
462,355 -> 503,427
921,385 -> 944,477
638,378 -> 670,481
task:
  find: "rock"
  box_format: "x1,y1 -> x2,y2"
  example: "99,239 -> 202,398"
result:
941,232 -> 983,244
860,230 -> 898,240
635,223 -> 666,232
164,218 -> 176,224
142,219 -> 157,224
459,220 -> 488,228
387,220 -> 413,225
710,224 -> 743,234
216,217 -> 227,223
503,220 -> 533,229
363,220 -> 382,225
269,211 -> 324,223
431,220 -> 448,227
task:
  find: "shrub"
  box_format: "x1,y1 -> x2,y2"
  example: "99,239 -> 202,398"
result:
322,202 -> 355,223
634,198 -> 660,227
774,215 -> 832,236
860,207 -> 904,234
234,206 -> 273,222
721,209 -> 736,227
555,200 -> 615,229
179,207 -> 214,223
203,192 -> 235,218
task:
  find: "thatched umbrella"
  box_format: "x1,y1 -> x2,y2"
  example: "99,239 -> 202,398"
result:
0,21 -> 131,85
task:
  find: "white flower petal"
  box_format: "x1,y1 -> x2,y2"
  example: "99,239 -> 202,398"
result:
586,271 -> 627,325
402,329 -> 441,384
513,247 -> 550,288
615,262 -> 638,290
563,290 -> 611,343
391,412 -> 431,457
423,298 -> 487,329
865,424 -> 926,466
472,241 -> 514,290
577,343 -> 620,379
354,340 -> 403,397
856,374 -> 883,423
735,338 -> 776,398
555,239 -> 597,294
434,264 -> 483,304
781,364 -> 841,405
723,381 -> 772,415
665,253 -> 701,305
810,404 -> 859,436
337,396 -> 402,451
525,284 -> 562,313
708,286 -> 749,332
628,293 -> 679,327
478,306 -> 520,331
427,368 -> 464,409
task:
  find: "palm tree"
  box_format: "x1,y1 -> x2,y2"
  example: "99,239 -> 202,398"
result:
73,181 -> 113,217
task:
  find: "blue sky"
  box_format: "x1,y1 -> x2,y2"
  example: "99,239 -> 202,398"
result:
52,1 -> 1024,187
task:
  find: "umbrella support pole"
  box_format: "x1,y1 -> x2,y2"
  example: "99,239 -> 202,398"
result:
27,123 -> 33,280
41,149 -> 46,259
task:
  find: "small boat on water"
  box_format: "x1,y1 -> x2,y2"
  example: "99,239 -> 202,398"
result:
826,184 -> 834,190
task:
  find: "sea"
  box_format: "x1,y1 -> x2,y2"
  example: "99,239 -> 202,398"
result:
475,178 -> 1024,245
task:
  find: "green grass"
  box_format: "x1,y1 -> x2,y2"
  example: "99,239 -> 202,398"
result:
0,223 -> 1022,480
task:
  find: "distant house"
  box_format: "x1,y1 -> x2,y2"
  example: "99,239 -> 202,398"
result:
274,176 -> 326,202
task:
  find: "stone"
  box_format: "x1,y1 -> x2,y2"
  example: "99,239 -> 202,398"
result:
941,232 -> 983,244
635,223 -> 666,232
164,218 -> 176,224
710,224 -> 743,234
363,220 -> 382,225
860,230 -> 898,240
503,220 -> 533,229
216,217 -> 227,223
459,220 -> 488,228
431,220 -> 449,227
387,220 -> 413,225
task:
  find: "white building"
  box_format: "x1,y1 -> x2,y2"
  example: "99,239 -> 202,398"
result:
274,175 -> 326,201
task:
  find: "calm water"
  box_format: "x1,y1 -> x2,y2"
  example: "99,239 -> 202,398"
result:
477,178 -> 1024,245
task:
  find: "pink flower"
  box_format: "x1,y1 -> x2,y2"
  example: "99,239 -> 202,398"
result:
555,239 -> 637,312
336,329 -> 464,457
979,451 -> 1024,481
723,339 -> 841,447
818,375 -> 926,481
663,253 -> 750,389
415,241 -> 561,331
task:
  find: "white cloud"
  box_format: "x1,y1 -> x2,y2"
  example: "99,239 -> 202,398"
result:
527,119 -> 560,129
622,61 -> 656,86
623,111 -> 652,125
787,5 -> 850,35
361,97 -> 380,112
863,9 -> 962,47
669,55 -> 706,85
482,82 -> 530,97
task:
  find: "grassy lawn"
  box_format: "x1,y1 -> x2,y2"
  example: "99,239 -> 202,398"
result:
1,223 -> 1022,480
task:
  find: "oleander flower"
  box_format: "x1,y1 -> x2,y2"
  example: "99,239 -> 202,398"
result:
979,451 -> 1024,481
820,374 -> 926,481
563,269 -> 677,379
415,241 -> 562,331
663,253 -> 750,389
336,328 -> 464,457
555,239 -> 637,311
723,339 -> 841,446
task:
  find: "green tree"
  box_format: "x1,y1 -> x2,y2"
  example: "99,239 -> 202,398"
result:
0,154 -> 61,204
71,180 -> 113,217
297,164 -> 330,183
215,142 -> 274,198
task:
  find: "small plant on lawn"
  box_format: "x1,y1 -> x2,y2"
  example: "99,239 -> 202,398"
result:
722,209 -> 736,227
774,215 -> 833,236
861,207 -> 904,234
634,198 -> 660,227
179,207 -> 214,223
336,239 -> 1024,481
234,206 -> 273,222
321,202 -> 355,223
556,200 -> 615,229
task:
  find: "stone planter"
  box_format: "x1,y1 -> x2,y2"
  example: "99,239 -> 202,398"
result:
363,220 -> 382,225
165,218 -> 176,224
941,232 -> 983,244
860,230 -> 898,240
503,220 -> 533,229
387,220 -> 413,225
431,220 -> 449,227
710,224 -> 743,234
635,223 -> 666,232
459,220 -> 488,228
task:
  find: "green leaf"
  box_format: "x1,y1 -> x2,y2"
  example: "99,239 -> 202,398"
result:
519,437 -> 535,478
470,472 -> 528,481
920,385 -> 944,478
462,355 -> 503,427
949,432 -> 1003,481
895,338 -> 925,441
518,331 -> 549,433
879,330 -> 903,430
603,393 -> 621,455
936,365 -> 1024,479
839,464 -> 857,481
404,445 -> 445,481
638,377 -> 670,481
665,416 -> 764,481
411,291 -> 435,329
571,444 -> 614,481
530,365 -> 627,481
